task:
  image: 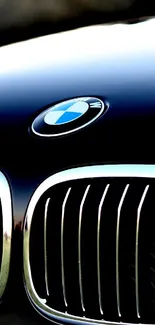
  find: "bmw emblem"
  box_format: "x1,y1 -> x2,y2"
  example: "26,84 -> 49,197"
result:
32,97 -> 106,137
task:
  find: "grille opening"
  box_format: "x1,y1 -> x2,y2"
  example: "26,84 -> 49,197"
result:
80,182 -> 105,319
28,174 -> 155,324
62,183 -> 87,316
99,180 -> 126,322
118,183 -> 146,322
29,194 -> 47,298
46,185 -> 68,311
138,185 -> 155,322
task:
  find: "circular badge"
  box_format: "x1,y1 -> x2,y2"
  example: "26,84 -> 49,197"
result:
32,97 -> 105,137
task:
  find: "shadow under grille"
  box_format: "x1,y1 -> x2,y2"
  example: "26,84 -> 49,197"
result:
27,168 -> 155,324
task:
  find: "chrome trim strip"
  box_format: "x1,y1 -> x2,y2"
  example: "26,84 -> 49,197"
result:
61,187 -> 71,308
78,185 -> 90,312
116,184 -> 129,317
97,184 -> 110,316
23,165 -> 155,324
135,185 -> 149,319
44,197 -> 50,297
0,172 -> 12,299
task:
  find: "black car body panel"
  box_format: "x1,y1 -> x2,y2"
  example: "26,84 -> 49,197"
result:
0,18 -> 155,324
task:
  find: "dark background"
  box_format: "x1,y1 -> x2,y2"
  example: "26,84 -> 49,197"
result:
0,0 -> 155,46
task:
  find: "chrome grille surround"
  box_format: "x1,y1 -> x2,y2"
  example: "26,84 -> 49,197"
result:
0,172 -> 12,299
23,165 -> 155,324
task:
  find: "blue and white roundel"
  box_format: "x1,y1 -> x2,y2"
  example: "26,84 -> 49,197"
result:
44,99 -> 89,125
32,97 -> 106,137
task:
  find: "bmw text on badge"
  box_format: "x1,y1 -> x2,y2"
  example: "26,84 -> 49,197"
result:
31,97 -> 106,137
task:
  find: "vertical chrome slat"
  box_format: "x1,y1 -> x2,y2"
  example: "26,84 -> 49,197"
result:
97,184 -> 110,316
78,185 -> 90,313
61,187 -> 71,308
116,184 -> 129,317
44,197 -> 50,297
135,185 -> 149,319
